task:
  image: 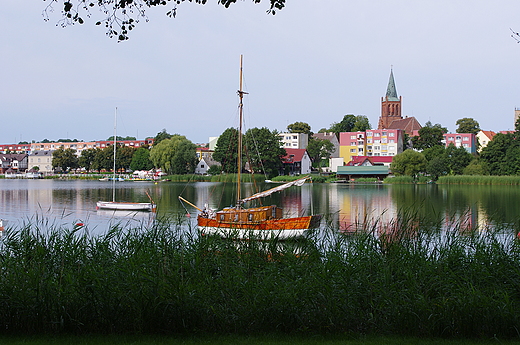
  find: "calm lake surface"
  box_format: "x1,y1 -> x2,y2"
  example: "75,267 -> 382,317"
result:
0,179 -> 519,237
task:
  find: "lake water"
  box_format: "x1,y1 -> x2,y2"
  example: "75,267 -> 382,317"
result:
0,179 -> 519,237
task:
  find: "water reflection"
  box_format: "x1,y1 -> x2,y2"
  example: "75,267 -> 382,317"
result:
0,180 -> 519,237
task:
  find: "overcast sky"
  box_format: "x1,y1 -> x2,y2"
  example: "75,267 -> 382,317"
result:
1,1 -> 520,144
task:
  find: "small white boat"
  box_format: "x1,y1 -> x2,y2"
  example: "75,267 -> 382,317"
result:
96,108 -> 155,212
96,201 -> 156,212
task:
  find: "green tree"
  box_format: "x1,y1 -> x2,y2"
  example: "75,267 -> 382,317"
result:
352,115 -> 371,132
426,156 -> 449,181
456,118 -> 480,134
130,147 -> 154,171
480,133 -> 520,175
213,128 -> 240,173
92,146 -> 114,172
52,148 -> 79,172
390,149 -> 426,179
153,129 -> 172,147
411,125 -> 445,151
287,122 -> 312,134
463,158 -> 489,175
306,137 -> 335,168
44,0 -> 285,41
329,114 -> 356,135
244,127 -> 285,177
149,135 -> 197,175
78,148 -> 98,172
116,145 -> 137,172
445,144 -> 472,175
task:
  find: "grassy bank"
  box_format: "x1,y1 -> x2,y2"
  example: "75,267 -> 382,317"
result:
1,216 -> 520,339
438,175 -> 520,185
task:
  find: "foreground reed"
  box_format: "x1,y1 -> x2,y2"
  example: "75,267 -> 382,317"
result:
1,215 -> 520,338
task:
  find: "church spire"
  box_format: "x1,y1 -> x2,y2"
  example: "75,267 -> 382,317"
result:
385,68 -> 399,101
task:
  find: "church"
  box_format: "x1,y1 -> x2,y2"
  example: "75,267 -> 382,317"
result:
378,69 -> 421,136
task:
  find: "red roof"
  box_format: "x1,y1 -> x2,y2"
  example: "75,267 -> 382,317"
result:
282,148 -> 307,163
387,117 -> 422,136
346,156 -> 393,166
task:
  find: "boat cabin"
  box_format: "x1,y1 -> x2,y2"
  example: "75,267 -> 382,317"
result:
216,205 -> 282,222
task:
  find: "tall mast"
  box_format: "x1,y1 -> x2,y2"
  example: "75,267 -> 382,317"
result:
237,55 -> 246,205
112,107 -> 117,202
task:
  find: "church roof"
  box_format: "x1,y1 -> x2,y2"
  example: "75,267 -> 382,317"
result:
385,69 -> 400,102
388,117 -> 422,136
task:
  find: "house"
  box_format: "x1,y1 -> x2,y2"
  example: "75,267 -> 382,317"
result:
281,148 -> 312,175
476,130 -> 496,152
346,156 -> 394,167
28,150 -> 53,174
312,132 -> 340,158
339,129 -> 403,165
442,133 -> 477,154
278,133 -> 308,149
337,162 -> 389,180
0,154 -> 28,174
195,156 -> 219,175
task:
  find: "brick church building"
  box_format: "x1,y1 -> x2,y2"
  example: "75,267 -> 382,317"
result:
378,69 -> 421,136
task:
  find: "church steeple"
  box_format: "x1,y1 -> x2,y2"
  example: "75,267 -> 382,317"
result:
378,68 -> 403,129
385,69 -> 399,101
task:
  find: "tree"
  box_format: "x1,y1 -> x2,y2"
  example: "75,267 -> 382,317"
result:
149,135 -> 197,175
480,132 -> 520,175
463,158 -> 489,175
78,148 -> 98,172
212,128 -> 240,173
352,115 -> 371,132
116,145 -> 137,172
43,0 -> 285,41
426,156 -> 449,181
244,127 -> 285,177
153,129 -> 172,147
411,125 -> 445,151
456,118 -> 480,134
306,137 -> 334,168
130,147 -> 154,171
52,148 -> 79,172
444,144 -> 472,175
329,114 -> 356,135
287,122 -> 312,135
390,149 -> 426,179
92,145 -> 114,172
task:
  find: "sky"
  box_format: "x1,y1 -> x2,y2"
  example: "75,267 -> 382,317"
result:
1,1 -> 520,144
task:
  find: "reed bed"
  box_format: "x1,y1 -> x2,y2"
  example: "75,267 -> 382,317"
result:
1,215 -> 520,339
438,175 -> 520,185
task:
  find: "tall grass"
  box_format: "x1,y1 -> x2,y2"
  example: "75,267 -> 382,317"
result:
438,175 -> 520,185
1,214 -> 520,338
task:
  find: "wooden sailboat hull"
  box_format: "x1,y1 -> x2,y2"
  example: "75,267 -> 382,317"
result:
96,201 -> 156,212
198,214 -> 321,239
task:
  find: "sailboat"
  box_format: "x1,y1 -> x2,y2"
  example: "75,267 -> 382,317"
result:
179,56 -> 321,239
96,108 -> 156,212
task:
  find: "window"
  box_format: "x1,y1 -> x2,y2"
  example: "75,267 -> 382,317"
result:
449,137 -> 454,141
463,137 -> 469,141
375,132 -> 380,137
350,142 -> 356,146
367,132 -> 373,136
389,146 -> 395,150
382,132 -> 387,136
350,149 -> 356,153
389,132 -> 395,137
374,140 -> 381,144
367,139 -> 372,143
358,148 -> 363,152
293,135 -> 297,139
389,139 -> 395,143
350,135 -> 356,139
382,138 -> 387,143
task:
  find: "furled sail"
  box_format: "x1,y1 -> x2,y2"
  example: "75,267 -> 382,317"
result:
239,176 -> 310,204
